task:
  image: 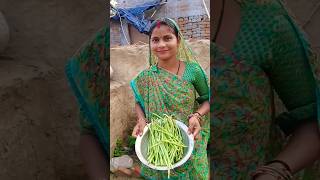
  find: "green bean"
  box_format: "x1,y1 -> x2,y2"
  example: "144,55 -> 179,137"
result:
146,113 -> 186,179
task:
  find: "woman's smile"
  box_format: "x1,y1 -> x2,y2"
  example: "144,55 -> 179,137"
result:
156,49 -> 169,53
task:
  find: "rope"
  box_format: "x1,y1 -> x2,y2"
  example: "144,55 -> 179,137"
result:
202,0 -> 210,19
118,11 -> 130,45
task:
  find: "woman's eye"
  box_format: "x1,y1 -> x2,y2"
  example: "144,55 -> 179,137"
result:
152,39 -> 159,43
164,37 -> 172,41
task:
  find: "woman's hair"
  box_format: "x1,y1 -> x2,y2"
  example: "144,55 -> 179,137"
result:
148,18 -> 179,40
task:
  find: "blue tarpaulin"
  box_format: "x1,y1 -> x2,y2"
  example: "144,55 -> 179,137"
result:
111,0 -> 163,34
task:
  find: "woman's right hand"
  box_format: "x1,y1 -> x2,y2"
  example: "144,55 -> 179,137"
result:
132,118 -> 147,138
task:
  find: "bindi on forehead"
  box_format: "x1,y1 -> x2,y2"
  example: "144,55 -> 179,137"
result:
151,25 -> 175,37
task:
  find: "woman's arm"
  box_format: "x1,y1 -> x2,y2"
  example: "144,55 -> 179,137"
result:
188,100 -> 210,139
276,121 -> 320,172
254,7 -> 320,178
188,63 -> 210,139
132,103 -> 147,137
256,121 -> 320,180
195,100 -> 210,117
80,134 -> 108,180
135,102 -> 146,121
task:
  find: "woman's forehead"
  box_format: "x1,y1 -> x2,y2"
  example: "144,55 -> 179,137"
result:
151,25 -> 175,37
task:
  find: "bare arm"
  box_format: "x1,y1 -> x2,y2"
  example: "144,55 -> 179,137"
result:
195,100 -> 210,116
80,134 -> 108,180
276,121 -> 320,173
188,100 -> 210,139
256,122 -> 320,179
135,103 -> 146,121
132,103 -> 147,137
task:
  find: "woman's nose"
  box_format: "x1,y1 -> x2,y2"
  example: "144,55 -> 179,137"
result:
158,40 -> 165,47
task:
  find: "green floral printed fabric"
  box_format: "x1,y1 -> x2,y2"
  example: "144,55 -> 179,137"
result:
131,61 -> 210,179
212,0 -> 320,179
65,26 -> 108,155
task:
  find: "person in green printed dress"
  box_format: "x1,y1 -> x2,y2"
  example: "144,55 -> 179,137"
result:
130,18 -> 210,179
65,26 -> 108,180
212,0 -> 320,179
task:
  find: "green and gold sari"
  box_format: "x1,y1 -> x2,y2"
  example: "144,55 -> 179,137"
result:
131,18 -> 210,179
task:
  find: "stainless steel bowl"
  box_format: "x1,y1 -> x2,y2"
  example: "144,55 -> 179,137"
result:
135,120 -> 194,171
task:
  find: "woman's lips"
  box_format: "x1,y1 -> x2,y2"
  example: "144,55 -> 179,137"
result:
156,50 -> 169,53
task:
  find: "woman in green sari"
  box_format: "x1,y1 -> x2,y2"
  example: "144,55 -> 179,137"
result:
130,18 -> 210,179
212,0 -> 320,179
65,26 -> 108,180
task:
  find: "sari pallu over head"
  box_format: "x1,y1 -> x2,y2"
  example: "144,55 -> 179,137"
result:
65,26 -> 109,156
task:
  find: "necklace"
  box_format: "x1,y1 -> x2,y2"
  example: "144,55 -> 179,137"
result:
156,60 -> 181,75
176,60 -> 181,75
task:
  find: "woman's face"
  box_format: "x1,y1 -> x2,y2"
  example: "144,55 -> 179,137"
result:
150,24 -> 179,61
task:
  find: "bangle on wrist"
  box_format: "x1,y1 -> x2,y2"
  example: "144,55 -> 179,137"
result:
188,113 -> 202,122
265,160 -> 292,174
251,161 -> 293,180
194,111 -> 203,117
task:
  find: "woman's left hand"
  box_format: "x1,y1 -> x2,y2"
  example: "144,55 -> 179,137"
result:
188,116 -> 201,140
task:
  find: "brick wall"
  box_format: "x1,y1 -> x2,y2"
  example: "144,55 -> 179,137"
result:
176,14 -> 210,40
